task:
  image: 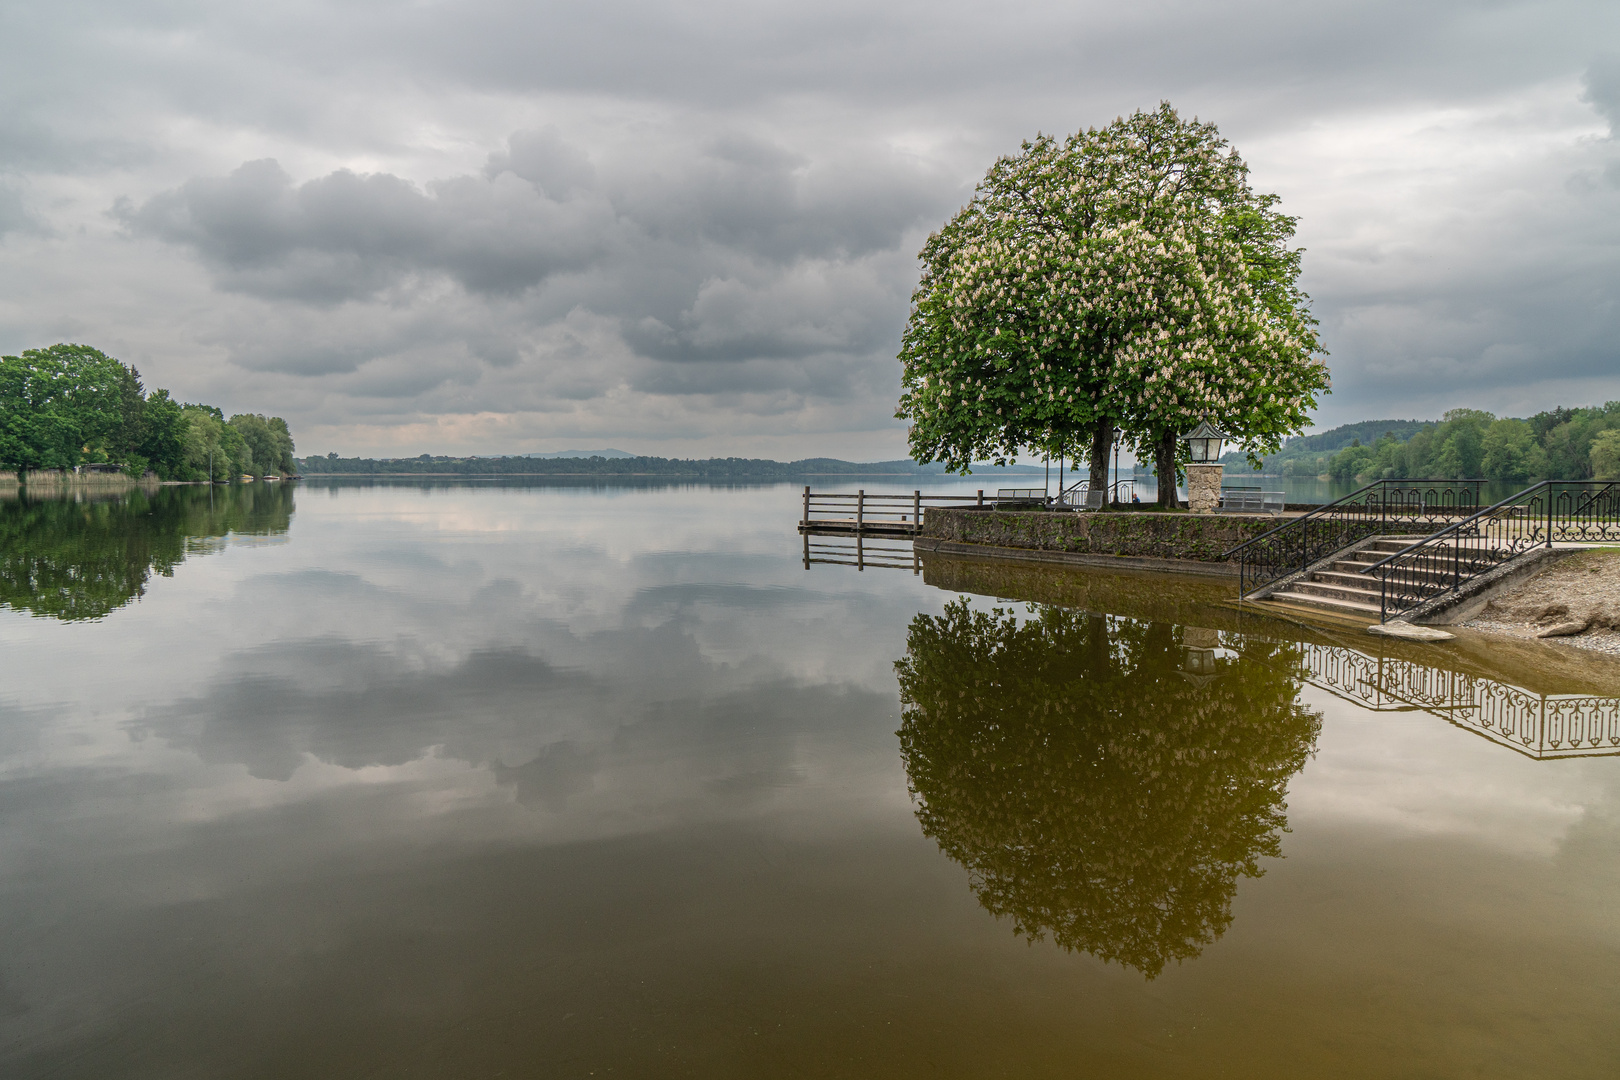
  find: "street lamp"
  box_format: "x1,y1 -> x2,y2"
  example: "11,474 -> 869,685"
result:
1183,418 -> 1227,464
1181,419 -> 1228,514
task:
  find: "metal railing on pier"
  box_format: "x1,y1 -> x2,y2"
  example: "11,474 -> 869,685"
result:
1367,481 -> 1620,620
1223,479 -> 1488,597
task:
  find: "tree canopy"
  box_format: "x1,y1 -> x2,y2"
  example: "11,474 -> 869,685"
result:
896,103 -> 1330,503
0,343 -> 296,480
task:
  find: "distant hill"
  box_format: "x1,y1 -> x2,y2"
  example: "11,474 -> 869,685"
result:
296,453 -> 1046,478
1222,419 -> 1438,475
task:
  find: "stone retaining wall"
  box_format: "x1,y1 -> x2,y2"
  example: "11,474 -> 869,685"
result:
921,507 -> 1281,564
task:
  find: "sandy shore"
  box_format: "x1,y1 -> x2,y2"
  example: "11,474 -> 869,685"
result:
1461,547 -> 1620,656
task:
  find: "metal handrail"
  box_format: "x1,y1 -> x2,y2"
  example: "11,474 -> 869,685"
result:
1360,480 -> 1620,620
1221,479 -> 1487,598
1362,483 -> 1550,573
1573,481 -> 1619,518
1052,477 -> 1136,506
1221,478 -> 1386,558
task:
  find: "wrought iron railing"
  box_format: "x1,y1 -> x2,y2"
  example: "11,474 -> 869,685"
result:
1366,481 -> 1620,620
1053,477 -> 1136,508
1223,479 -> 1486,597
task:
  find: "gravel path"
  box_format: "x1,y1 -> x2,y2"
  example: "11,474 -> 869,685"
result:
1461,547 -> 1620,656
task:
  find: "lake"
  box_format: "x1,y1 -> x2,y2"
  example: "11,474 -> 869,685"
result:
2,480 -> 1618,1078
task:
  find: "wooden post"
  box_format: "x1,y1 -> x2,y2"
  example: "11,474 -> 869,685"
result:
977,489 -> 984,508
913,490 -> 921,533
802,485 -> 810,528
857,534 -> 865,571
802,530 -> 810,570
857,489 -> 865,533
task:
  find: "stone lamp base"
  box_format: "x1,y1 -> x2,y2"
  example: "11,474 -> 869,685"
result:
1185,463 -> 1222,513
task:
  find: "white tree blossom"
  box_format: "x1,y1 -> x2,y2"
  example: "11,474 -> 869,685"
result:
897,103 -> 1330,501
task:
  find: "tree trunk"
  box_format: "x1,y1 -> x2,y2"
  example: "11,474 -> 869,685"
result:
1088,421 -> 1114,497
1154,430 -> 1179,508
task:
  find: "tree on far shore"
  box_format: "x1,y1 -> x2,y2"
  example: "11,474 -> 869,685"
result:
896,103 -> 1330,504
0,343 -> 296,480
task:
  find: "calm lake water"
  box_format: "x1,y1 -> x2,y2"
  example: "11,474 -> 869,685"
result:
2,481 -> 1619,1078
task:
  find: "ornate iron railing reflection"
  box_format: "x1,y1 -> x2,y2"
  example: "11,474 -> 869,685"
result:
1288,639 -> 1620,759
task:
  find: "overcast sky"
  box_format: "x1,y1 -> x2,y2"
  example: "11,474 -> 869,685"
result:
2,1 -> 1617,459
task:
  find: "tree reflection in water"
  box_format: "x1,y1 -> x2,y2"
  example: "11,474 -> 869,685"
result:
0,483 -> 293,621
896,598 -> 1322,978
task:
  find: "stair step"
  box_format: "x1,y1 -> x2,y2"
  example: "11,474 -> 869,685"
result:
1268,589 -> 1385,615
1324,563 -> 1464,584
1242,521 -> 1528,610
1359,542 -> 1493,558
1311,570 -> 1387,590
1292,579 -> 1384,602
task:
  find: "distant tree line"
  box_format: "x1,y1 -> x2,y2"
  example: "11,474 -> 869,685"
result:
0,343 -> 296,480
295,454 -> 1044,478
1223,403 -> 1620,483
1220,418 -> 1437,477
1324,404 -> 1620,482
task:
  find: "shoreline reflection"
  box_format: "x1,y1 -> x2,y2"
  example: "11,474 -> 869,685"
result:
0,484 -> 293,621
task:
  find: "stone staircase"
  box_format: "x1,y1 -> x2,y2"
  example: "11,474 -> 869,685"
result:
1264,536 -> 1460,618
1230,478 -> 1618,622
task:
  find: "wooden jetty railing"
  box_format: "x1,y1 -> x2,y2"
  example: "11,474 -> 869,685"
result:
798,487 -> 989,536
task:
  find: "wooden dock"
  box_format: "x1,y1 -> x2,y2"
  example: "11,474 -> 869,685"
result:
797,487 -> 1013,536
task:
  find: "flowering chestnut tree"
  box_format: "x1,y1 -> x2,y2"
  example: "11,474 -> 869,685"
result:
896,103 -> 1330,504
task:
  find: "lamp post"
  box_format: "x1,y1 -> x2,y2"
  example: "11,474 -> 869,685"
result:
1182,419 -> 1227,514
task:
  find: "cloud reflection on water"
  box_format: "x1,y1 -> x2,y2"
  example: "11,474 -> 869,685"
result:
3,483 -> 1620,1076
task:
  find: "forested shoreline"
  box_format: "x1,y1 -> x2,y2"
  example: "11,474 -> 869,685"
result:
1226,403 -> 1620,483
0,344 -> 296,481
295,454 -> 1045,479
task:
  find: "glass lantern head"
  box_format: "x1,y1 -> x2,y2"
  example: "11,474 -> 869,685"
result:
1183,418 -> 1227,464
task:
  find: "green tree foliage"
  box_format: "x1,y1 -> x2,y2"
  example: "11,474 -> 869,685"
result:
896,103 -> 1330,504
179,406 -> 254,481
0,343 -> 296,480
230,414 -> 296,476
1323,403 -> 1618,482
0,344 -> 135,470
0,483 -> 294,621
1591,430 -> 1620,481
895,599 -> 1322,977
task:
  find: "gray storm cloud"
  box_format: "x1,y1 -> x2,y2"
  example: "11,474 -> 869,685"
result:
0,0 -> 1617,454
121,131 -> 943,385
